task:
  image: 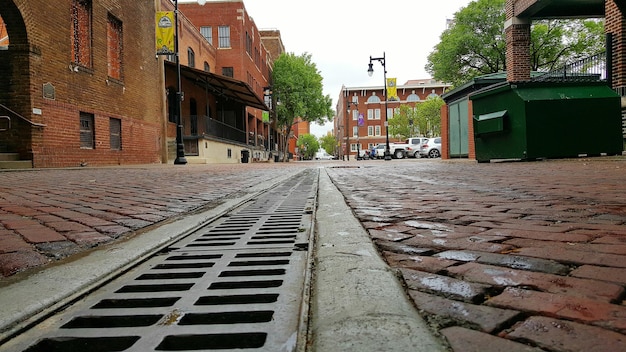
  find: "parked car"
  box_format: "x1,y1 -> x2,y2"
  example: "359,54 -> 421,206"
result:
405,137 -> 429,158
420,137 -> 442,158
315,151 -> 334,160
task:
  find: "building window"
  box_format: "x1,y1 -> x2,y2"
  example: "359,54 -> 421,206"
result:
80,112 -> 95,149
375,125 -> 381,136
352,110 -> 358,120
71,0 -> 92,68
407,93 -> 420,102
110,118 -> 121,150
367,94 -> 380,103
352,126 -> 358,137
367,126 -> 374,136
368,109 -> 381,120
222,67 -> 233,77
204,62 -> 210,72
107,14 -> 123,80
387,107 -> 394,119
187,47 -> 195,68
350,143 -> 360,152
200,26 -> 212,45
245,31 -> 252,55
218,26 -> 230,48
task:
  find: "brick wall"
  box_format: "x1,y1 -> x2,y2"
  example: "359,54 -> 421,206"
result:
606,0 -> 626,91
1,0 -> 164,167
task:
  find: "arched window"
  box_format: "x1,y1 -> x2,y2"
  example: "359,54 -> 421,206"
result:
204,61 -> 210,72
367,94 -> 381,103
187,47 -> 195,68
407,94 -> 420,102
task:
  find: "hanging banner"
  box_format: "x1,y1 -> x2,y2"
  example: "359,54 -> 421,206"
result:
262,111 -> 270,123
387,77 -> 399,101
156,11 -> 175,55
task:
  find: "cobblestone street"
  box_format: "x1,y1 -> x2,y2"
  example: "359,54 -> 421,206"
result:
1,157 -> 626,351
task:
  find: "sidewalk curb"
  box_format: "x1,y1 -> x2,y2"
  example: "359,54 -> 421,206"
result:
309,168 -> 446,351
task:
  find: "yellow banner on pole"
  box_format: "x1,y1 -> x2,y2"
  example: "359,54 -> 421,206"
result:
387,78 -> 399,101
156,11 -> 175,55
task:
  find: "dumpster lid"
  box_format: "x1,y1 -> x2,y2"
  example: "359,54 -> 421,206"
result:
475,110 -> 507,121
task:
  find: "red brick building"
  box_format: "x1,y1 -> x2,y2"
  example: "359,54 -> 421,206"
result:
178,0 -> 280,162
335,79 -> 451,160
0,0 -> 164,168
0,0 -> 281,168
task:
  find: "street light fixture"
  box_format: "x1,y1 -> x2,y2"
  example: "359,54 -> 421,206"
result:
368,52 -> 391,161
346,100 -> 360,160
173,0 -> 206,165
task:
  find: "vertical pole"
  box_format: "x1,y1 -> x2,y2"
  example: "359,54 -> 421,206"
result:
174,0 -> 187,164
383,52 -> 391,160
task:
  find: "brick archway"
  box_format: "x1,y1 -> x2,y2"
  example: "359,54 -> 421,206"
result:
0,0 -> 35,159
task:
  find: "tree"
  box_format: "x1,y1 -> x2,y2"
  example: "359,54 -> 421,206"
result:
296,134 -> 319,160
319,133 -> 337,155
272,52 -> 334,161
415,96 -> 445,137
388,105 -> 417,140
426,0 -> 605,86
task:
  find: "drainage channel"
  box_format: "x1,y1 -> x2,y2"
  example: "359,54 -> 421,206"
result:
3,169 -> 318,352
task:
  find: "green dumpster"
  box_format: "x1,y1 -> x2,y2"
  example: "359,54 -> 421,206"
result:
470,81 -> 623,162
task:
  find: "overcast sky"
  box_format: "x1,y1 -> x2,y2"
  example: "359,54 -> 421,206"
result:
209,0 -> 475,136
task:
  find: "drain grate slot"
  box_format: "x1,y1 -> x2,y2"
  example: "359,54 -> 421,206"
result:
208,280 -> 283,290
179,311 -> 274,325
6,169 -> 318,352
155,332 -> 267,350
24,336 -> 141,352
61,315 -> 163,329
92,298 -> 180,309
195,294 -> 279,306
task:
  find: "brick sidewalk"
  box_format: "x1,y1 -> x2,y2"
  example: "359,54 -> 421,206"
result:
326,157 -> 626,351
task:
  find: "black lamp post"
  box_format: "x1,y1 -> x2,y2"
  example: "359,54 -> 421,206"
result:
346,100 -> 359,160
173,0 -> 207,164
368,52 -> 391,161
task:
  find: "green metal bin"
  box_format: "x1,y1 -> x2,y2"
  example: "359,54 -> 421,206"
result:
470,81 -> 623,162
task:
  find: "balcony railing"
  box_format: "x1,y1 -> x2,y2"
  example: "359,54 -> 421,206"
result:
533,51 -> 607,82
184,115 -> 246,144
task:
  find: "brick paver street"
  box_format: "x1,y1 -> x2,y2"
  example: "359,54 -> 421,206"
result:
327,157 -> 626,351
1,157 -> 626,351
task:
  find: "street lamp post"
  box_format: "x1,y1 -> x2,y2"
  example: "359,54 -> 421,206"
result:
368,52 -> 391,161
173,0 -> 207,165
346,100 -> 359,160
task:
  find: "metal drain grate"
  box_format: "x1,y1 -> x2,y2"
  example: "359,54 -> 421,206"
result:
5,169 -> 318,352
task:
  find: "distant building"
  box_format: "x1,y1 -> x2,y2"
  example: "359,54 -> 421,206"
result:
334,79 -> 451,160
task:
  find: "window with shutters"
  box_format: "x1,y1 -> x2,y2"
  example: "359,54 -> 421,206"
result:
80,112 -> 95,149
110,118 -> 121,150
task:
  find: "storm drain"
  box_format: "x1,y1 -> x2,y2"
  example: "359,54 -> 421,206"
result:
6,169 -> 318,352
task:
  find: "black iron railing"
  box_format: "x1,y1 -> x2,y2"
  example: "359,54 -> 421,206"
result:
533,51 -> 607,82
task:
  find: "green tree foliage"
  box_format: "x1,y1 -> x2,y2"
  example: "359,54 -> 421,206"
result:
416,97 -> 445,137
426,0 -> 605,86
319,133 -> 337,155
388,105 -> 417,140
388,97 -> 444,138
272,52 -> 334,160
296,134 -> 319,160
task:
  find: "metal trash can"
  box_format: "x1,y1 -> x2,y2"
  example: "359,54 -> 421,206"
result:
471,81 -> 623,162
241,150 -> 250,163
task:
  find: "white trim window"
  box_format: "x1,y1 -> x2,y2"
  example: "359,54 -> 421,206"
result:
375,125 -> 382,136
350,143 -> 360,152
367,126 -> 374,136
352,126 -> 358,137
